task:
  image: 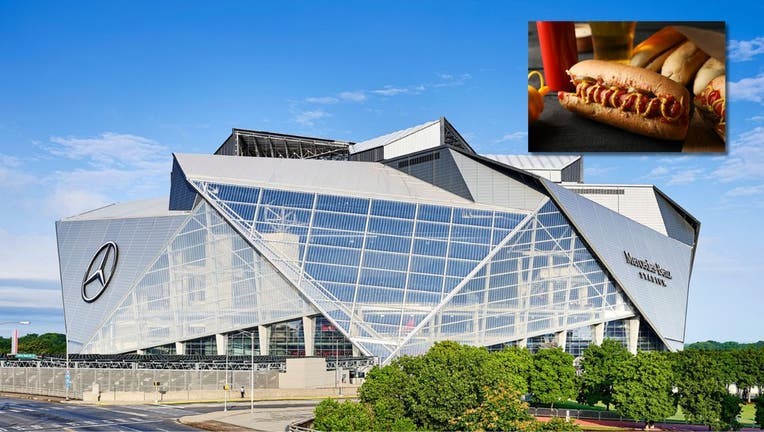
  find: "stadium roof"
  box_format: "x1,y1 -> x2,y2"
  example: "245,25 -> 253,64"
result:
63,198 -> 187,221
483,154 -> 580,171
174,153 -> 517,211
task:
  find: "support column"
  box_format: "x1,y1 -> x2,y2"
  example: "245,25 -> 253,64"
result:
627,317 -> 640,355
555,330 -> 567,352
352,345 -> 361,357
175,341 -> 186,355
303,316 -> 315,357
592,323 -> 605,346
137,349 -> 146,355
516,338 -> 528,349
258,325 -> 270,355
216,334 -> 228,356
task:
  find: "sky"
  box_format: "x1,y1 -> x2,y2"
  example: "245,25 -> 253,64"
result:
0,0 -> 762,344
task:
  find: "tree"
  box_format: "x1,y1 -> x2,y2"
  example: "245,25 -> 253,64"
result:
483,346 -> 533,394
579,339 -> 631,410
530,347 -> 577,407
729,349 -> 758,402
673,350 -> 729,429
312,399 -> 374,432
405,341 -> 492,429
450,383 -> 540,432
612,351 -> 676,425
719,393 -> 742,431
755,396 -> 764,429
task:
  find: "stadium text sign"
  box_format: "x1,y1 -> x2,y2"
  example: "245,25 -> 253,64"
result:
623,251 -> 672,286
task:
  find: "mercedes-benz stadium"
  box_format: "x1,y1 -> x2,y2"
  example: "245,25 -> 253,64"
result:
55,117 -> 699,364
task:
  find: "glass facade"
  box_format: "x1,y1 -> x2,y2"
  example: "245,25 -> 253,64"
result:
227,328 -> 260,356
314,316 -> 354,358
604,319 -> 629,347
269,319 -> 305,356
526,333 -> 557,353
145,343 -> 176,355
566,326 -> 593,357
190,182 -> 637,363
81,202 -> 317,354
638,318 -> 666,351
185,335 -> 217,355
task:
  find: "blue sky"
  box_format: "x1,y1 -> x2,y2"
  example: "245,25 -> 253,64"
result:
0,0 -> 762,343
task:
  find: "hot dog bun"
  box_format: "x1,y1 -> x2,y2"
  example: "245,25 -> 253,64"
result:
631,26 -> 687,68
661,41 -> 709,86
693,57 -> 725,96
560,60 -> 690,141
569,60 -> 689,98
694,74 -> 725,141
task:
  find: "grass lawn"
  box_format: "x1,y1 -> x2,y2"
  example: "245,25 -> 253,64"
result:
539,400 -> 759,427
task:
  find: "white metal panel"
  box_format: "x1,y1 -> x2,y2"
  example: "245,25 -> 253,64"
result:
350,119 -> 439,154
564,185 -> 668,236
56,213 -> 188,353
545,180 -> 694,346
383,121 -> 442,160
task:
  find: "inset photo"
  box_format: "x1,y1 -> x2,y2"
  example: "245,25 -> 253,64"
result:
528,21 -> 725,152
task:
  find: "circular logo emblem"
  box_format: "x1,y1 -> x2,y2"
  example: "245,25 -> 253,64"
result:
81,241 -> 119,303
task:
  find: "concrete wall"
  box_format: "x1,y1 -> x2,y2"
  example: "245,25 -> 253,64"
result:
278,358 -> 335,389
1,358 -> 349,403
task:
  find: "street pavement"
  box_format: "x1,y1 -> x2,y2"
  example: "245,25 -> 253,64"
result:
0,396 -> 321,432
0,397 -> 203,431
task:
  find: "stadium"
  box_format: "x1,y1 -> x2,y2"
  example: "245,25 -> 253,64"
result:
56,118 -> 699,365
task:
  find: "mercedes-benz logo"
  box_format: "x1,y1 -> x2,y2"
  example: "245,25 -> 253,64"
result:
81,241 -> 119,303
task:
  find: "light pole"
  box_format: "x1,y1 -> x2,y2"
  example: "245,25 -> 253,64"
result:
230,330 -> 257,413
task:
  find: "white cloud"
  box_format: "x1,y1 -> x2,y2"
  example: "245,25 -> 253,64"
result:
725,184 -> 764,197
339,91 -> 366,102
747,115 -> 764,122
433,72 -> 472,87
645,166 -> 670,177
48,133 -> 166,169
0,153 -> 36,190
0,287 -> 62,309
372,86 -> 409,97
667,168 -> 705,185
494,132 -> 528,143
729,74 -> 764,103
728,37 -> 764,62
305,96 -> 339,104
712,127 -> 764,182
43,133 -> 170,218
0,229 -> 59,280
294,110 -> 329,126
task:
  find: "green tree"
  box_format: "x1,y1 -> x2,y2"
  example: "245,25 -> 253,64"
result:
406,341 -> 492,429
539,416 -> 582,431
755,396 -> 764,429
579,339 -> 631,410
612,351 -> 676,425
450,383 -> 539,432
483,346 -> 533,394
719,393 -> 742,431
674,350 -> 729,429
313,399 -> 373,432
733,348 -> 759,403
530,347 -> 577,407
0,333 -> 66,355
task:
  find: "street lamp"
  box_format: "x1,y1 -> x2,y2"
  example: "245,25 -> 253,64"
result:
230,330 -> 257,413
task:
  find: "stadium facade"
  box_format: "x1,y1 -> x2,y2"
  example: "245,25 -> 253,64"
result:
56,118 -> 699,364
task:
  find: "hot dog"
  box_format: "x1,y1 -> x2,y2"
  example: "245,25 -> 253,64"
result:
694,75 -> 725,142
630,26 -> 687,71
558,60 -> 690,141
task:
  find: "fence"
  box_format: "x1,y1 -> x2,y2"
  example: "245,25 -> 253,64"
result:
0,366 -> 278,399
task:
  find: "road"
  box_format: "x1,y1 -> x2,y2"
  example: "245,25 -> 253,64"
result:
0,397 -> 317,431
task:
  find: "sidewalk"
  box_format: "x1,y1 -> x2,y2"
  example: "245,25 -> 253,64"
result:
179,400 -> 319,432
